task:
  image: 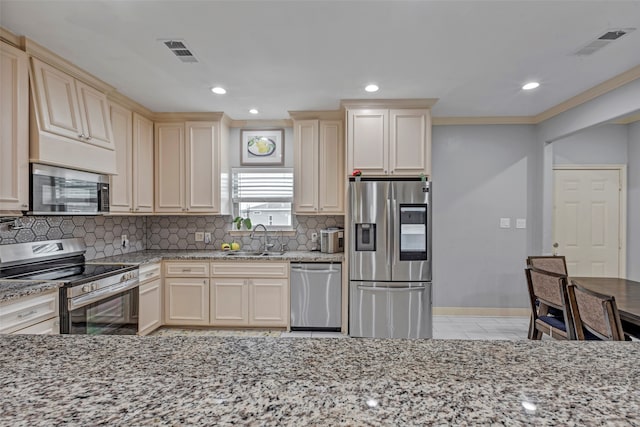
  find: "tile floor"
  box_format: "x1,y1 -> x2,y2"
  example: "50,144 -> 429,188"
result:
151,315 -> 532,340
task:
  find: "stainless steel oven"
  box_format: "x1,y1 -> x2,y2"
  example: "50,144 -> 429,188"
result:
0,238 -> 139,335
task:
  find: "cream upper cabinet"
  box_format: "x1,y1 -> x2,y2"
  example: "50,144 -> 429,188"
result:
347,108 -> 431,177
29,57 -> 116,174
0,41 -> 29,212
31,58 -> 113,149
155,121 -> 227,214
110,107 -> 154,213
293,119 -> 344,214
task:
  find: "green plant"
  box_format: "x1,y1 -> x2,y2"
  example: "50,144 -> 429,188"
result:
233,216 -> 252,230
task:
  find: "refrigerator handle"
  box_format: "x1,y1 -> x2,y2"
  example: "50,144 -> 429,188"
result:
391,198 -> 397,267
386,198 -> 392,260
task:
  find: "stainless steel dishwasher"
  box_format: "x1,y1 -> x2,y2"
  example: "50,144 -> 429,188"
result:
290,262 -> 342,331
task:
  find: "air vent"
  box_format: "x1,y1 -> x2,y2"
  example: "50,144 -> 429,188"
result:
161,39 -> 198,63
574,28 -> 635,56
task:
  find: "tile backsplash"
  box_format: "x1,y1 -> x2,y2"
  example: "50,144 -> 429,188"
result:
0,214 -> 344,259
0,216 -> 145,260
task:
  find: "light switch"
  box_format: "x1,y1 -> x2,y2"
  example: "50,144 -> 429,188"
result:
499,218 -> 511,229
195,232 -> 204,242
516,218 -> 526,229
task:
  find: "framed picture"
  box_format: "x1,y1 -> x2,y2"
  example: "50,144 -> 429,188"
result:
240,129 -> 284,166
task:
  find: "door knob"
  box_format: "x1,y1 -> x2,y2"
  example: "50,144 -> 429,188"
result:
552,242 -> 559,256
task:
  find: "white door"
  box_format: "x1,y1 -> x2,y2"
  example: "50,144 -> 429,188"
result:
553,168 -> 622,277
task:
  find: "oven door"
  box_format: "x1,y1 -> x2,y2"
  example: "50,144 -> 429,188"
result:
62,286 -> 139,335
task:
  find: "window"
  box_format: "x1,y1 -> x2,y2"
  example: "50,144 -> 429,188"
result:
232,168 -> 294,229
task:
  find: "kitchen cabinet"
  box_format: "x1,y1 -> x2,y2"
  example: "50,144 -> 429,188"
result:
293,119 -> 344,214
155,121 -> 229,214
30,57 -> 116,174
0,41 -> 29,212
109,103 -> 154,213
210,261 -> 289,327
164,261 -> 209,326
346,108 -> 431,177
138,263 -> 162,336
0,290 -> 59,335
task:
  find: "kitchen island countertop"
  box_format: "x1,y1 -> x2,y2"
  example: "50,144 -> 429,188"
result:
0,335 -> 638,426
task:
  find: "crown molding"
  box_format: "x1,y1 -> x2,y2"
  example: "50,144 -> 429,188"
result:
432,116 -> 536,126
613,112 -> 640,125
153,112 -> 225,122
341,98 -> 438,110
0,27 -> 23,48
534,64 -> 640,123
227,119 -> 293,128
288,110 -> 343,121
107,92 -> 154,118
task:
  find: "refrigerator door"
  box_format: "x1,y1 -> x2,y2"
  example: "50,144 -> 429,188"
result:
350,180 -> 392,281
391,180 -> 431,282
349,281 -> 432,338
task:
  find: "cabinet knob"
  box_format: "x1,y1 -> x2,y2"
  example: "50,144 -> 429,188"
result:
21,204 -> 28,208
384,170 -> 388,174
78,133 -> 85,139
86,135 -> 92,141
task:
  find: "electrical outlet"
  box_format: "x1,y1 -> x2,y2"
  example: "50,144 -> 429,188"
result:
195,232 -> 204,242
121,235 -> 128,248
499,218 -> 511,229
204,232 -> 212,244
311,232 -> 318,243
516,218 -> 527,229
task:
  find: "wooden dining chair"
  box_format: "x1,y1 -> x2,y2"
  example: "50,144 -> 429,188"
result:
568,280 -> 627,341
524,267 -> 576,340
525,256 -> 568,337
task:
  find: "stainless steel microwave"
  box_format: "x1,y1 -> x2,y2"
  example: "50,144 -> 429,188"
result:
29,163 -> 110,215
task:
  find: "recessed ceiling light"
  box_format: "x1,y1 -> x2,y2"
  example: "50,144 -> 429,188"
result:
522,82 -> 540,90
211,86 -> 226,94
365,84 -> 379,93
249,109 -> 259,114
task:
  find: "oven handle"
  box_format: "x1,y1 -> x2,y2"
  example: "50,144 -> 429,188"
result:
68,278 -> 139,310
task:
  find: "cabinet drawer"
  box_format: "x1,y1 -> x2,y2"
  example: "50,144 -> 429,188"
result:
12,317 -> 60,335
164,261 -> 209,278
0,291 -> 59,334
211,262 -> 288,278
139,262 -> 162,283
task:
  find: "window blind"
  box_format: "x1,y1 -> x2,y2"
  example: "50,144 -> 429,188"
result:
232,168 -> 294,203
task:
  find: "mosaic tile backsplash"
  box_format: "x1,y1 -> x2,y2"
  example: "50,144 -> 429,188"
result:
0,216 -> 146,260
0,215 -> 344,259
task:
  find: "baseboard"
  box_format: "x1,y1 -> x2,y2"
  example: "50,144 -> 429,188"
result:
433,307 -> 530,317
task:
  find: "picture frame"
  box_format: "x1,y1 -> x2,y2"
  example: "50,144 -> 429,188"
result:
240,129 -> 284,166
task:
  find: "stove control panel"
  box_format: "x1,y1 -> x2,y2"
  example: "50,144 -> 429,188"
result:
120,271 -> 137,282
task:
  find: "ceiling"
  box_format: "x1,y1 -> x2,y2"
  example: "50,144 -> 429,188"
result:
2,0 -> 640,120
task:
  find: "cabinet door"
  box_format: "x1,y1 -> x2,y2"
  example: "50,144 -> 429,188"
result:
155,123 -> 185,212
186,121 -> 219,212
31,58 -> 84,141
318,120 -> 344,214
210,278 -> 249,326
248,278 -> 288,327
0,42 -> 29,211
133,113 -> 154,212
164,278 -> 209,325
109,103 -> 133,212
348,109 -> 388,175
12,317 -> 60,335
75,80 -> 114,149
389,109 -> 430,176
293,120 -> 319,213
138,278 -> 162,335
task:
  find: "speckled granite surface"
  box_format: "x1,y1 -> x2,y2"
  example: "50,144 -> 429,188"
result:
0,250 -> 341,303
0,281 -> 61,304
0,336 -> 638,426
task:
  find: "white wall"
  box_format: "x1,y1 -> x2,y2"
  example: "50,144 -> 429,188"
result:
431,125 -> 538,308
628,121 -> 640,280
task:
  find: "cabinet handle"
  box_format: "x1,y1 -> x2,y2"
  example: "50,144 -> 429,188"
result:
17,310 -> 37,319
145,272 -> 155,278
21,204 -> 28,208
135,208 -> 140,212
384,170 -> 388,174
78,133 -> 85,139
86,135 -> 92,141
182,268 -> 192,272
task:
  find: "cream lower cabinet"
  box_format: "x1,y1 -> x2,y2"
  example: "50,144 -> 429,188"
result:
164,261 -> 210,325
346,108 -> 431,177
0,290 -> 59,335
0,41 -> 29,212
210,261 -> 289,327
138,263 -> 162,335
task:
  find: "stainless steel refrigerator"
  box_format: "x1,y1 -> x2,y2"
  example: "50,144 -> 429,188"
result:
349,178 -> 432,338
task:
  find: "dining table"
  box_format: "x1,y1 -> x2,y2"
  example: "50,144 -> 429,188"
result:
571,276 -> 640,339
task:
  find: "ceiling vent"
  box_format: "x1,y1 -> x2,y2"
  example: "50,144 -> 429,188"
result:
574,28 -> 635,56
161,39 -> 198,63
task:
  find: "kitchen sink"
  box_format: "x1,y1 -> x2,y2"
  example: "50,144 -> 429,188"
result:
222,251 -> 286,257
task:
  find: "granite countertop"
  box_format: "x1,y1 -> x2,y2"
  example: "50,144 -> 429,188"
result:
0,336 -> 638,426
0,250 -> 342,303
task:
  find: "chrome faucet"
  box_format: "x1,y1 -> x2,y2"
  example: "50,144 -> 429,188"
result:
250,224 -> 273,252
